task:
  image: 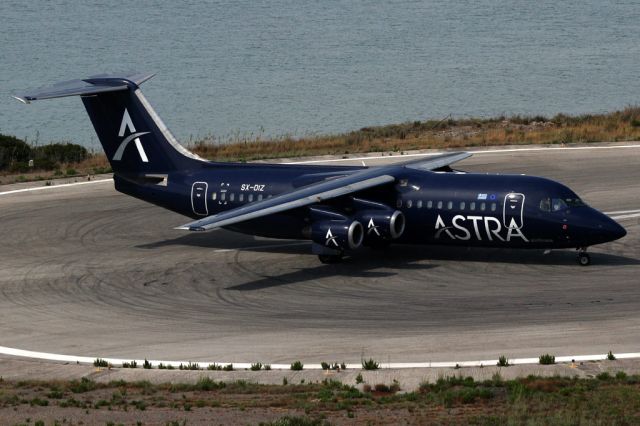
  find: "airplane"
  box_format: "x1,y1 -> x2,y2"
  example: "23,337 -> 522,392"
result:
13,72 -> 626,266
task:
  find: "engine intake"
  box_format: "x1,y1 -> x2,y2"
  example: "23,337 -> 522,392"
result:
310,220 -> 364,251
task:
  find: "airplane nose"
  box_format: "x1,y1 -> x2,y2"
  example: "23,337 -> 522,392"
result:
598,216 -> 626,242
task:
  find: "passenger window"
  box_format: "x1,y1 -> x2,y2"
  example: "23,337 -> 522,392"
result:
221,192 -> 226,201
427,200 -> 433,209
417,200 -> 423,208
407,200 -> 413,208
212,192 -> 217,201
229,193 -> 235,202
470,202 -> 475,211
539,198 -> 551,212
248,194 -> 254,202
397,199 -> 403,208
258,194 -> 263,201
447,201 -> 453,210
460,201 -> 465,210
491,203 -> 496,212
480,202 -> 486,211
437,201 -> 443,209
239,193 -> 244,202
267,194 -> 273,198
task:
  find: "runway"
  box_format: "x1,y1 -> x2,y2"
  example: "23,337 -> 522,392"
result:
1,145 -> 639,365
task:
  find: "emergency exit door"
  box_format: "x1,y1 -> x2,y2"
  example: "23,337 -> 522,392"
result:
191,182 -> 208,216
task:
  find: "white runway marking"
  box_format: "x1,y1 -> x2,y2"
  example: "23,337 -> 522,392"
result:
0,345 -> 638,370
0,178 -> 112,196
284,143 -> 640,164
610,212 -> 640,221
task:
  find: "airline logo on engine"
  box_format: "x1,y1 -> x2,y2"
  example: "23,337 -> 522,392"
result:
325,228 -> 339,247
434,214 -> 529,242
113,109 -> 150,162
367,218 -> 381,236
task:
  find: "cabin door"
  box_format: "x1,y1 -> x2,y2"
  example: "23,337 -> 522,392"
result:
503,193 -> 524,229
191,182 -> 209,216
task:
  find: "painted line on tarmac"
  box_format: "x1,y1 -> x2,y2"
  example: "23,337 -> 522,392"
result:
284,143 -> 640,164
1,345 -> 639,369
610,213 -> 640,221
0,178 -> 112,196
212,242 -> 307,253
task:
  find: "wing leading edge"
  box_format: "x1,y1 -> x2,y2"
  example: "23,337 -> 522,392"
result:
177,151 -> 471,231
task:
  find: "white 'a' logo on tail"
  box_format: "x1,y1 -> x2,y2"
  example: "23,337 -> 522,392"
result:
113,109 -> 150,162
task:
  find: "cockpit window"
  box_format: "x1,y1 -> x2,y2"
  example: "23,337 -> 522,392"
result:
540,196 -> 585,212
552,198 -> 568,211
539,198 -> 551,212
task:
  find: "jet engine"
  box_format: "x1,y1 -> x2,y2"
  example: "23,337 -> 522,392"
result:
310,219 -> 364,251
355,209 -> 406,241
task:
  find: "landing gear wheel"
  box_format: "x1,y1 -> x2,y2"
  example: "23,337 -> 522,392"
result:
318,254 -> 343,264
578,253 -> 591,266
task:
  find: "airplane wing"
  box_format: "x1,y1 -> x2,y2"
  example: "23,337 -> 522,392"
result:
177,151 -> 471,231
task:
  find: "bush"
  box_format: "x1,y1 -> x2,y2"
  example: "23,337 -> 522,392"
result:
0,133 -> 31,170
143,359 -> 152,369
597,372 -> 612,381
361,358 -> 379,370
291,361 -> 304,371
66,168 -> 77,176
93,358 -> 108,367
122,361 -> 137,368
539,354 -> 555,365
355,373 -> 363,384
207,363 -> 222,371
251,362 -> 263,371
497,355 -> 509,367
223,364 -> 234,371
320,362 -> 330,370
607,351 -> 616,360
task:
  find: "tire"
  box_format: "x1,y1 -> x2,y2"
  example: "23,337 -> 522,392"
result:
578,253 -> 591,266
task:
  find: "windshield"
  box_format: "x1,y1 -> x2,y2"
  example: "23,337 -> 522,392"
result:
539,197 -> 585,212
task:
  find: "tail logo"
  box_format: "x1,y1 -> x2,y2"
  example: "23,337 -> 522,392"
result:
113,109 -> 150,162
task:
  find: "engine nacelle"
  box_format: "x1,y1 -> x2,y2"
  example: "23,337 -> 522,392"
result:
310,220 -> 364,251
355,209 -> 406,241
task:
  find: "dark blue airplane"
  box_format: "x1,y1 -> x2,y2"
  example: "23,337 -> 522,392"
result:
14,73 -> 626,265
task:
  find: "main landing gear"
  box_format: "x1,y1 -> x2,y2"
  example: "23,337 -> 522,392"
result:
577,247 -> 591,266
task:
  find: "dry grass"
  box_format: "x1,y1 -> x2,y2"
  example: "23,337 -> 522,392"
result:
188,106 -> 640,161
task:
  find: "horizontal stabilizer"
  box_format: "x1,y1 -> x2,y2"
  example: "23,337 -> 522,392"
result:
12,72 -> 155,103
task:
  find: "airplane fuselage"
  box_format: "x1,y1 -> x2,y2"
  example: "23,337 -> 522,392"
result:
115,162 -> 624,251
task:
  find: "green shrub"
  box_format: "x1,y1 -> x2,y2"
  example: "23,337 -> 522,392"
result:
158,363 -> 167,369
539,354 -> 555,365
143,359 -> 152,369
355,373 -> 363,384
207,363 -> 222,371
320,362 -> 330,370
251,362 -> 263,371
597,372 -> 612,381
497,355 -> 509,367
264,364 -> 271,370
122,360 -> 137,368
615,371 -> 628,380
93,358 -> 108,367
361,358 -> 379,370
291,361 -> 304,371
223,364 -> 234,371
607,351 -> 616,360
66,168 -> 77,176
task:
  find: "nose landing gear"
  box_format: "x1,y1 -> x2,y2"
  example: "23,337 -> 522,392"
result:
577,247 -> 591,266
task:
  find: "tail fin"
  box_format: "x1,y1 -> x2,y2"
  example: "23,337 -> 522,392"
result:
13,72 -> 203,175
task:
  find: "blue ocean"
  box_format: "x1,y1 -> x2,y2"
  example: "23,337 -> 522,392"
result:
2,0 -> 639,150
